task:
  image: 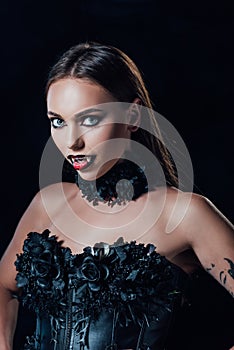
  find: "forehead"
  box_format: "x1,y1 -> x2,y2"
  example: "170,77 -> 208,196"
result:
47,78 -> 116,117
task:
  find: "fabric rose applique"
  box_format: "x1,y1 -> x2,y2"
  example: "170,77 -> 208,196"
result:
15,230 -> 180,324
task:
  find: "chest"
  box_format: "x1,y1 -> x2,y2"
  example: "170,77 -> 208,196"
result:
42,187 -> 195,272
45,191 -> 162,249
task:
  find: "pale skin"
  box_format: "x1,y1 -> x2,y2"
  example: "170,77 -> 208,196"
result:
0,78 -> 233,350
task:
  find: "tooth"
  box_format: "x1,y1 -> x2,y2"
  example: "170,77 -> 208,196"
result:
72,155 -> 92,163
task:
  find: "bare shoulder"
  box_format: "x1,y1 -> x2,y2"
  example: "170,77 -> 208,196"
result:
39,181 -> 79,215
23,182 -> 78,223
23,181 -> 79,241
152,186 -> 233,245
0,182 -> 79,291
152,186 -> 203,229
1,181 -> 77,250
157,186 -> 229,229
169,188 -> 232,230
40,181 -> 78,199
162,188 -> 234,294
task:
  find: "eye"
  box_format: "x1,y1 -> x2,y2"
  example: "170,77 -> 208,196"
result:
50,118 -> 66,129
81,115 -> 100,127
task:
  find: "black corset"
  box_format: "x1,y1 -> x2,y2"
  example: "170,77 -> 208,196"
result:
15,230 -> 188,350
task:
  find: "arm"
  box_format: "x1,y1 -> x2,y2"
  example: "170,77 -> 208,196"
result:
0,283 -> 18,350
0,190 -> 51,349
181,194 -> 234,297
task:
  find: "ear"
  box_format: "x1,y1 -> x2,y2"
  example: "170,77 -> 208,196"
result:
127,97 -> 142,132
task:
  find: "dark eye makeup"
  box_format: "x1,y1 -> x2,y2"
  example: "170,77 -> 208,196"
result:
49,114 -> 103,129
50,117 -> 65,129
80,115 -> 102,127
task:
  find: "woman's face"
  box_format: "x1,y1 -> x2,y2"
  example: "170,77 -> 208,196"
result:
47,78 -> 132,180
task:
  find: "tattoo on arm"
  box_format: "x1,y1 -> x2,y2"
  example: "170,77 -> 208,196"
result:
206,263 -> 215,272
206,259 -> 233,282
219,270 -> 226,284
224,258 -> 234,279
219,259 -> 234,285
205,260 -> 234,296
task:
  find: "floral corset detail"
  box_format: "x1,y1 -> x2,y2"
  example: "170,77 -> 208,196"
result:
15,230 -> 188,350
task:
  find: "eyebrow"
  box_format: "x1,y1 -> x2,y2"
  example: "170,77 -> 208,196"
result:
47,107 -> 104,120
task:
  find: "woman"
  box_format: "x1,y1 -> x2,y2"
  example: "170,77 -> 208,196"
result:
0,41 -> 233,350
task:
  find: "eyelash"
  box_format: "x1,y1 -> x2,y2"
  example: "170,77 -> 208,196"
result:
50,116 -> 101,129
81,116 -> 100,126
50,118 -> 65,129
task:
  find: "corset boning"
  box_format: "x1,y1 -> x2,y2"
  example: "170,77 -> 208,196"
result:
15,231 -> 189,350
33,266 -> 187,350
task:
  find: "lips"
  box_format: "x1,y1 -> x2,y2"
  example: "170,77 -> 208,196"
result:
68,155 -> 95,171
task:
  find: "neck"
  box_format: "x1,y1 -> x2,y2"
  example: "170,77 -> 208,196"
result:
75,159 -> 149,207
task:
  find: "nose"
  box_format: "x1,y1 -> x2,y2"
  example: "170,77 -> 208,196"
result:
68,137 -> 85,151
67,125 -> 85,151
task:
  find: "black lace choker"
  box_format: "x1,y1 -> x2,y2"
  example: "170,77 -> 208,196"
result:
75,160 -> 149,207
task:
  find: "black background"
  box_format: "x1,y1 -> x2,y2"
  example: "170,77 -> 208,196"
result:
1,1 -> 234,349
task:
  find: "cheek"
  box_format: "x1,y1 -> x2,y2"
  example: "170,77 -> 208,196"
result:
51,131 -> 66,153
108,123 -> 129,138
93,124 -> 129,142
90,125 -> 130,158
